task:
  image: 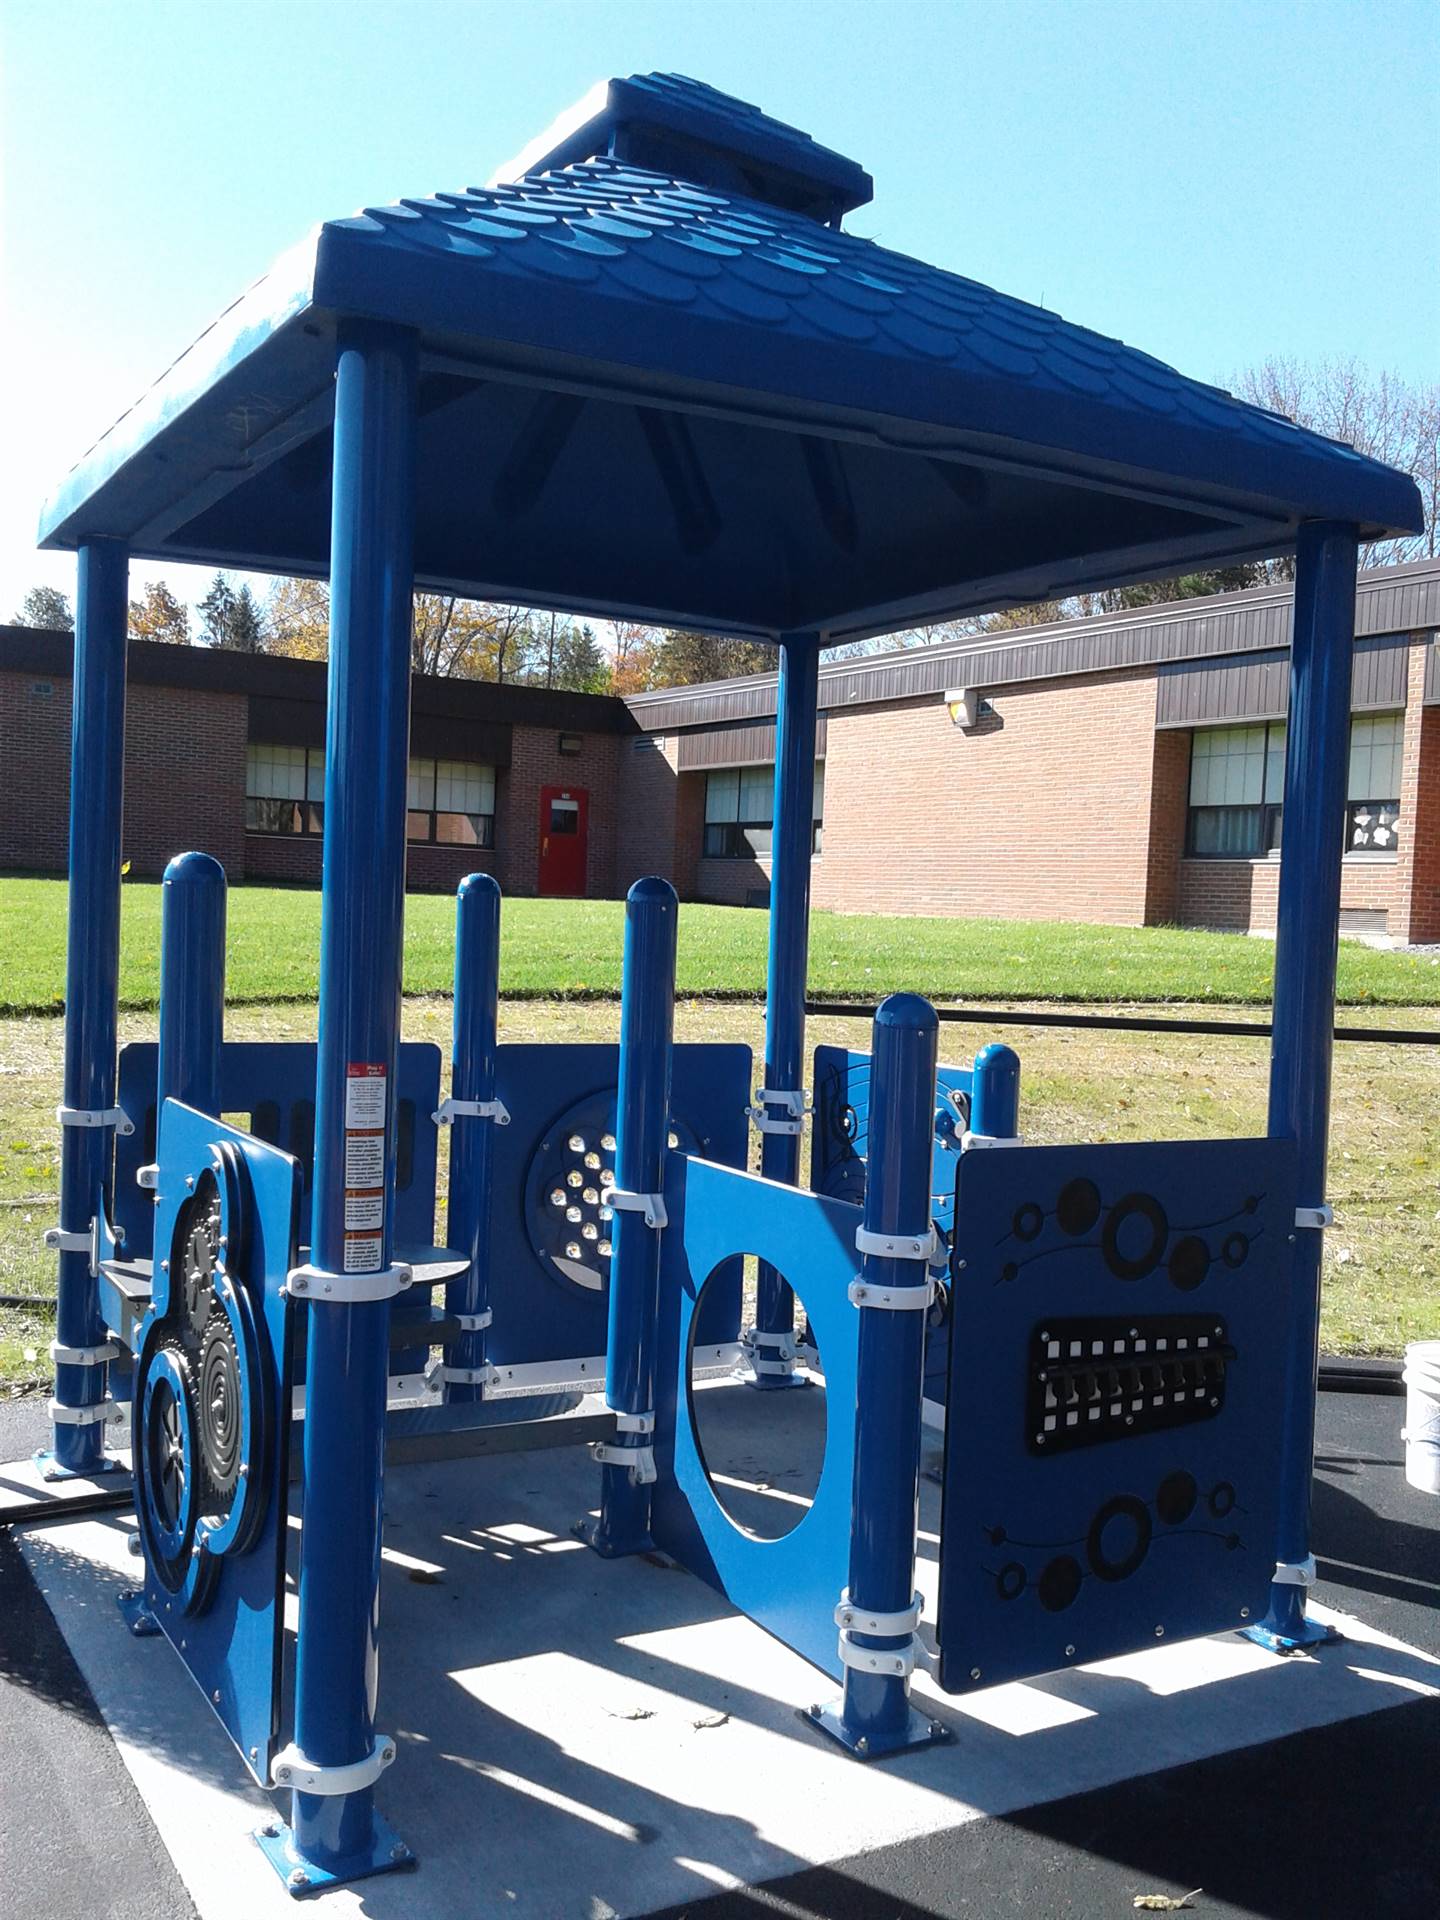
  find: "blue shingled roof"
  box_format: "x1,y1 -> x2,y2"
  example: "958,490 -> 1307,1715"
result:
40,76 -> 1424,641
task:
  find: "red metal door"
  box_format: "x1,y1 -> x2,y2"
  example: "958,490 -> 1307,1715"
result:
538,786 -> 588,896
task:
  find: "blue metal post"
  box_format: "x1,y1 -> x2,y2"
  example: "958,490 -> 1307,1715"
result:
157,853 -> 227,1114
753,628 -> 821,1388
443,873 -> 503,1404
583,877 -> 678,1558
815,993 -> 945,1758
277,321 -> 417,1890
969,1042 -> 1020,1145
1247,520 -> 1360,1655
45,539 -> 129,1480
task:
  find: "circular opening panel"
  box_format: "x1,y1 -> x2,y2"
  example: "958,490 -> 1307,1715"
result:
687,1258 -> 826,1541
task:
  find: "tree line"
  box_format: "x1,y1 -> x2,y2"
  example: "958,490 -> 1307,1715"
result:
13,358 -> 1435,686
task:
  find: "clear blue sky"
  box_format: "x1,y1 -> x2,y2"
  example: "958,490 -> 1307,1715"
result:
2,0 -> 1435,619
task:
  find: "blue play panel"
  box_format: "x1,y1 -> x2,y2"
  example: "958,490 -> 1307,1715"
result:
483,1043 -> 752,1368
937,1136 -> 1298,1694
128,1100 -> 301,1785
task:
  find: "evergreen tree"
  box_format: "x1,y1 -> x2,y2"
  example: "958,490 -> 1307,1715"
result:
13,585 -> 74,630
554,622 -> 610,693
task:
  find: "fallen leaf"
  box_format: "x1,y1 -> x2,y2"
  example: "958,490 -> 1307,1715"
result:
1134,1893 -> 1200,1912
692,1711 -> 729,1730
606,1705 -> 655,1721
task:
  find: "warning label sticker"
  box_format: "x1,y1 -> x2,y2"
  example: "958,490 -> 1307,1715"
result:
344,1235 -> 383,1273
345,1065 -> 387,1130
344,1191 -> 384,1232
344,1132 -> 385,1190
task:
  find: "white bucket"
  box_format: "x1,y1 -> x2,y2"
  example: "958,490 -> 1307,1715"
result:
1401,1341 -> 1440,1495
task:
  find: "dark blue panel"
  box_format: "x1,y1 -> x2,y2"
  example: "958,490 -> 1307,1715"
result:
652,1154 -> 862,1677
936,1137 -> 1297,1693
115,1040 -> 441,1261
484,1043 -> 751,1366
132,1101 -> 300,1784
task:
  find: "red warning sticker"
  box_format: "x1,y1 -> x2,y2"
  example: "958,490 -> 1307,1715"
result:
345,1063 -> 387,1130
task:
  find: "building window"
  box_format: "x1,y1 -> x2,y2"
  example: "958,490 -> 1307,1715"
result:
703,761 -> 824,859
407,757 -> 496,847
248,746 -> 497,847
1186,713 -> 1402,859
246,743 -> 324,835
1345,713 -> 1402,854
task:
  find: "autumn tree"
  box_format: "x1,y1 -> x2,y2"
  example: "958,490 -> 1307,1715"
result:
13,584 -> 74,630
1232,357 -> 1438,568
649,629 -> 772,686
609,621 -> 664,694
128,581 -> 191,645
265,576 -> 330,660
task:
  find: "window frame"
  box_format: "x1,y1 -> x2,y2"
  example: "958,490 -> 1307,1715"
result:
1184,713 -> 1404,863
702,760 -> 824,860
246,744 -> 497,848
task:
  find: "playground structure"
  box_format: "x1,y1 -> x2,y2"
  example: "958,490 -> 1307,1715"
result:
23,73 -> 1425,1897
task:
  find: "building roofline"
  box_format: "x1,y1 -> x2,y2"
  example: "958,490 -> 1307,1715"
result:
623,557 -> 1440,729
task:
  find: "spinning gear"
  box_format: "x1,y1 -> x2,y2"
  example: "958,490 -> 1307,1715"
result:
198,1311 -> 243,1499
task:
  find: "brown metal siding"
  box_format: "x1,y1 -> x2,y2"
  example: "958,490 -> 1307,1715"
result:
624,559 -> 1440,731
1156,637 -> 1410,729
674,715 -> 828,770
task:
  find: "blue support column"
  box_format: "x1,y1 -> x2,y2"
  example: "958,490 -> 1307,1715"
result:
811,993 -> 947,1758
753,629 -> 821,1388
969,1042 -> 1020,1145
43,539 -> 130,1481
1246,521 -> 1360,1656
441,873 -> 503,1403
157,853 -> 227,1113
260,321 -> 418,1894
581,877 -> 678,1558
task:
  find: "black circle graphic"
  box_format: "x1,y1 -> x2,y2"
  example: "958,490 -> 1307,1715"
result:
1013,1202 -> 1044,1242
1102,1193 -> 1169,1281
1056,1179 -> 1102,1237
1222,1233 -> 1250,1270
1208,1481 -> 1237,1519
1168,1236 -> 1210,1292
997,1562 -> 1027,1601
1086,1495 -> 1153,1583
1037,1555 -> 1083,1612
1156,1470 -> 1198,1526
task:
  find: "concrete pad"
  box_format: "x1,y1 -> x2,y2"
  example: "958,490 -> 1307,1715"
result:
19,1403 -> 1440,1920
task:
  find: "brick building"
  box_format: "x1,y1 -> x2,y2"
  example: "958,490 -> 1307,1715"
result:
3,558 -> 1438,938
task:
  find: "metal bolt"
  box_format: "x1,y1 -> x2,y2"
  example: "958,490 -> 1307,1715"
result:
970,1667 -> 982,1680
1036,1434 -> 1046,1446
855,1736 -> 869,1754
1064,1645 -> 1076,1658
1039,1330 -> 1050,1342
276,1765 -> 292,1783
258,1819 -> 280,1839
250,1748 -> 260,1765
212,1689 -> 221,1704
809,1703 -> 821,1717
288,1869 -> 310,1891
1154,1626 -> 1165,1638
389,1843 -> 410,1863
1239,1607 -> 1250,1620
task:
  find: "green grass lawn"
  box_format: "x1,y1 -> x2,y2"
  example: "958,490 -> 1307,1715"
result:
2,994 -> 1436,1385
3,873 -> 1440,1012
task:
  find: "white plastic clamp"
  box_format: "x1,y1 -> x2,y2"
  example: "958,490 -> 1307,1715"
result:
855,1222 -> 938,1263
849,1276 -> 935,1312
44,1227 -> 92,1256
744,1327 -> 801,1376
56,1103 -> 134,1137
601,1185 -> 668,1230
837,1629 -> 916,1678
270,1734 -> 396,1795
1273,1555 -> 1317,1588
425,1357 -> 496,1389
1295,1204 -> 1334,1230
137,1164 -> 159,1191
284,1262 -> 412,1304
48,1397 -> 123,1427
592,1438 -> 657,1484
50,1338 -> 119,1368
452,1309 -> 492,1334
961,1130 -> 1023,1151
746,1086 -> 811,1136
834,1589 -> 923,1636
433,1095 -> 510,1128
615,1409 -> 655,1434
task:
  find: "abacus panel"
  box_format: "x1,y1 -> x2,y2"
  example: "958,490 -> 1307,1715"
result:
937,1136 -> 1297,1694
